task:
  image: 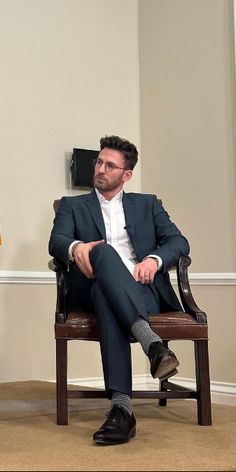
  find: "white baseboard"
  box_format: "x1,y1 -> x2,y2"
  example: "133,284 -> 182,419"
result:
67,374 -> 236,406
0,270 -> 235,285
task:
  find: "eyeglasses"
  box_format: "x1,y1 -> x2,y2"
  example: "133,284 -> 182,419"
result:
93,158 -> 126,173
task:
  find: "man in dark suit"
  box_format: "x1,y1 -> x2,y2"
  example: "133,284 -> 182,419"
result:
49,135 -> 190,445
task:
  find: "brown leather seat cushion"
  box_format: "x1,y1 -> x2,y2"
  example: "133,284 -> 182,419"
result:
55,311 -> 208,341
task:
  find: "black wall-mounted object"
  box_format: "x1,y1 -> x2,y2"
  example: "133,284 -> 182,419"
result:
70,148 -> 99,187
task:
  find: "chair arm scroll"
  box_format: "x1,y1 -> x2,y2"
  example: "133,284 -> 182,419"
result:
177,256 -> 207,323
48,257 -> 67,324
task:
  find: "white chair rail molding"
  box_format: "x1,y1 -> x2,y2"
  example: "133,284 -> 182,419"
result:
0,270 -> 235,285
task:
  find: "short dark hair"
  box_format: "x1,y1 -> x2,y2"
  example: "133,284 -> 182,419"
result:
100,135 -> 138,170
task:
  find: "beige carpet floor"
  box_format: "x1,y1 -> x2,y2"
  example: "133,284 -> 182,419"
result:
0,381 -> 236,471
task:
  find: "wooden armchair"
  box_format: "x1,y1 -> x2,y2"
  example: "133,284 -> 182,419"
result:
49,200 -> 212,427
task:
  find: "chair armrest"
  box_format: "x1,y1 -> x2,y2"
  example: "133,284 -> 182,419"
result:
48,257 -> 68,324
48,257 -> 66,272
177,256 -> 207,323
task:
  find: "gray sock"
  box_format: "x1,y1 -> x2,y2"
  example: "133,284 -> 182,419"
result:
111,391 -> 133,416
131,317 -> 162,356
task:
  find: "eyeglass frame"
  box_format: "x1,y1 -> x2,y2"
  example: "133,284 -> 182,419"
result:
93,157 -> 127,173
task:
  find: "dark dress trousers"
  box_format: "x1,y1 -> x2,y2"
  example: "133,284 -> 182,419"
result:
49,190 -> 190,397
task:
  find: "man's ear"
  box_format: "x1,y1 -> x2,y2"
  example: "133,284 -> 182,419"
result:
122,170 -> 133,183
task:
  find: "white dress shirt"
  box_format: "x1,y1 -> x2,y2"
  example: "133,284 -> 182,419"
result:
69,189 -> 162,276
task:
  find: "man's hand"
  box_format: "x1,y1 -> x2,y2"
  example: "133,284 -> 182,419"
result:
73,240 -> 105,278
133,257 -> 159,284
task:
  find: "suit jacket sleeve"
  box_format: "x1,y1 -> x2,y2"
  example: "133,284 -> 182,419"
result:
48,197 -> 76,264
150,196 -> 190,272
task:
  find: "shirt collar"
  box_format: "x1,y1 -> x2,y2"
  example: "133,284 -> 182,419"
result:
95,188 -> 123,204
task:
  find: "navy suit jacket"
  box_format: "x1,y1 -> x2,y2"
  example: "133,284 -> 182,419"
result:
49,190 -> 190,312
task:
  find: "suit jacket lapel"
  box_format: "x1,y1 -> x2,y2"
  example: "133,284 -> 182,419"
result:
85,190 -> 106,240
85,191 -> 136,242
123,193 -> 135,238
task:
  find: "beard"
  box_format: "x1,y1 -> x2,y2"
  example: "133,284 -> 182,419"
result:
93,173 -> 123,192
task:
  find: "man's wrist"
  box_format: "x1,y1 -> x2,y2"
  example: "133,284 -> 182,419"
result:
72,242 -> 81,256
152,257 -> 159,265
145,255 -> 163,271
68,240 -> 82,261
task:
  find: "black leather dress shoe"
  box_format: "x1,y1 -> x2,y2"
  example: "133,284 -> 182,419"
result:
93,406 -> 136,445
148,341 -> 179,380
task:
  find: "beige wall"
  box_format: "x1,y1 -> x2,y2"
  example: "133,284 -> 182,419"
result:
0,0 -> 146,382
139,0 -> 236,383
139,0 -> 236,273
0,0 -> 141,272
0,0 -> 235,387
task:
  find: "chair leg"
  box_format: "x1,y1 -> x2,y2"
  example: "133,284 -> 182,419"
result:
56,338 -> 68,425
159,379 -> 167,406
194,340 -> 212,426
159,340 -> 168,406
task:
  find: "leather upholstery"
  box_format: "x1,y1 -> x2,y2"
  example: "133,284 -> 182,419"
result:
55,310 -> 208,341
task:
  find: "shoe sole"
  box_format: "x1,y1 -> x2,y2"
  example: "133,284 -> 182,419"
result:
159,368 -> 178,381
151,354 -> 179,380
94,428 -> 136,446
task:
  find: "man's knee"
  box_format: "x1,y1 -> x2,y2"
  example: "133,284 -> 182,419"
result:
90,242 -> 117,264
